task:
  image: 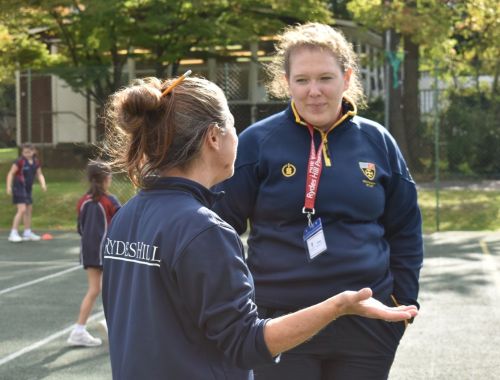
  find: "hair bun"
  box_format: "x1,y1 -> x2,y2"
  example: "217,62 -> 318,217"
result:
111,79 -> 163,134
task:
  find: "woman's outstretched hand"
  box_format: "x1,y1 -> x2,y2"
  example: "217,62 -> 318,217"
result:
263,287 -> 417,356
334,288 -> 418,322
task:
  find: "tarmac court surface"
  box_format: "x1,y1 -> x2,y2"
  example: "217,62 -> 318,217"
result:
0,230 -> 499,379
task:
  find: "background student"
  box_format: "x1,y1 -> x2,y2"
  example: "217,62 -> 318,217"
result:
67,160 -> 121,347
6,142 -> 47,242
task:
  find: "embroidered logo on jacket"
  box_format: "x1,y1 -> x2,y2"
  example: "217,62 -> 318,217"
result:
282,163 -> 296,177
104,238 -> 160,267
359,162 -> 376,180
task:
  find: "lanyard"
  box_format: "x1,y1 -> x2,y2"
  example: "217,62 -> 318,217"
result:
303,124 -> 324,226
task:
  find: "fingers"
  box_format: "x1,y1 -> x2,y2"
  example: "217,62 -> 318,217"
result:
394,305 -> 418,312
354,287 -> 373,301
383,311 -> 414,322
382,305 -> 418,322
391,305 -> 418,318
341,288 -> 373,311
340,289 -> 419,322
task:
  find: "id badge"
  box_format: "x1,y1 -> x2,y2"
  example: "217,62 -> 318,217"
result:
303,218 -> 327,261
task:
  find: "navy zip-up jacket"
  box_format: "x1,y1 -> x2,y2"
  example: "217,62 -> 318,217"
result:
12,156 -> 40,191
214,101 -> 423,310
102,177 -> 274,380
77,193 -> 121,267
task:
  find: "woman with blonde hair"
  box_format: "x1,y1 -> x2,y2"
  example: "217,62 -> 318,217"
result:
214,23 -> 423,379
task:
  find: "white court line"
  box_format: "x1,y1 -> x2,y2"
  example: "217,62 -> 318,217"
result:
0,265 -> 81,296
480,240 -> 500,295
0,311 -> 105,367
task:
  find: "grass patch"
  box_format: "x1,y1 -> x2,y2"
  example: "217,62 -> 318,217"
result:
0,164 -> 136,231
0,148 -> 17,164
418,189 -> 500,233
1,162 -> 499,232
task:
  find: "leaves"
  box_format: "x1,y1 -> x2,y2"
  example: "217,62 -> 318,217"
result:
347,0 -> 499,76
0,0 -> 332,104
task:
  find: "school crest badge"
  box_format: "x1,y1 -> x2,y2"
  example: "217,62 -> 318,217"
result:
282,163 -> 296,177
359,162 -> 376,180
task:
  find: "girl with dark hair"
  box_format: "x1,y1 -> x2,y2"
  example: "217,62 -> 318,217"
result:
101,74 -> 417,379
67,160 -> 121,347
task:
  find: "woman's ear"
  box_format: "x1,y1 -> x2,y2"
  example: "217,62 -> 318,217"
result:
343,68 -> 352,92
205,124 -> 221,150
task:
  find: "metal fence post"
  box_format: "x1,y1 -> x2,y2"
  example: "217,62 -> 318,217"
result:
249,41 -> 259,125
223,63 -> 229,96
27,68 -> 32,143
15,70 -> 21,145
384,29 -> 391,130
434,64 -> 440,232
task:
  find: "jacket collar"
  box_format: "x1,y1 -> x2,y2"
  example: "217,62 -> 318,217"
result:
289,97 -> 357,133
142,176 -> 224,208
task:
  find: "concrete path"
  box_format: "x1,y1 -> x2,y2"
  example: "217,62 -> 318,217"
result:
390,231 -> 500,379
1,231 -> 500,379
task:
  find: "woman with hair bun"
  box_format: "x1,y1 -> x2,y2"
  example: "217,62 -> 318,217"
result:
101,74 -> 417,380
214,22 -> 423,379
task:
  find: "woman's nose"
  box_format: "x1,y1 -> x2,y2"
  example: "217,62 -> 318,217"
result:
308,81 -> 321,96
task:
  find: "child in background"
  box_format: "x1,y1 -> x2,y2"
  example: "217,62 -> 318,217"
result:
67,160 -> 121,347
6,143 -> 47,242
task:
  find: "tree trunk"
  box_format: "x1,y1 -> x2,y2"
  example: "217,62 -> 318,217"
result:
386,30 -> 411,165
493,61 -> 499,96
402,36 -> 423,172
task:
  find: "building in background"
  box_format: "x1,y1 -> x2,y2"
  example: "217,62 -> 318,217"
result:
15,20 -> 385,157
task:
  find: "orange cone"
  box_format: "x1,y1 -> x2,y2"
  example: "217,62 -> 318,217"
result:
41,233 -> 54,240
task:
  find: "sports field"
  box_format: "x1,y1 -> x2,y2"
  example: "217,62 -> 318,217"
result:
0,232 -> 110,379
1,230 -> 499,379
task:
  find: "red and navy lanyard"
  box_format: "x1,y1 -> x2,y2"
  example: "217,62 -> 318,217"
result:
303,124 -> 324,226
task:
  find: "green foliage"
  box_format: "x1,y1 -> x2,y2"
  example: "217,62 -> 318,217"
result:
452,0 -> 500,81
441,89 -> 500,175
347,0 -> 499,79
0,0 -> 332,104
347,0 -> 457,70
358,96 -> 384,125
329,0 -> 352,19
0,24 -> 56,83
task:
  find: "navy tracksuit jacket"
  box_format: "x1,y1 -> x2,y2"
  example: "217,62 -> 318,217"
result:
213,101 -> 423,377
77,193 -> 121,268
102,177 -> 274,380
214,101 -> 423,311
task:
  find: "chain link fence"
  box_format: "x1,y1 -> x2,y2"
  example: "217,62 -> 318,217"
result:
1,62 -> 499,231
0,83 -> 16,148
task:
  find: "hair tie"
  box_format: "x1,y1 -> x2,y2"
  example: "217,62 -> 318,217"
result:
161,70 -> 192,97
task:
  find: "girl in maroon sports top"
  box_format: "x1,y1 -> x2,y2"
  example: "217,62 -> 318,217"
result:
67,160 -> 121,347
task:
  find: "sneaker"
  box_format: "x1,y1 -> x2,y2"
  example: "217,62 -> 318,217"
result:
23,232 -> 41,241
67,329 -> 102,347
8,232 -> 23,243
